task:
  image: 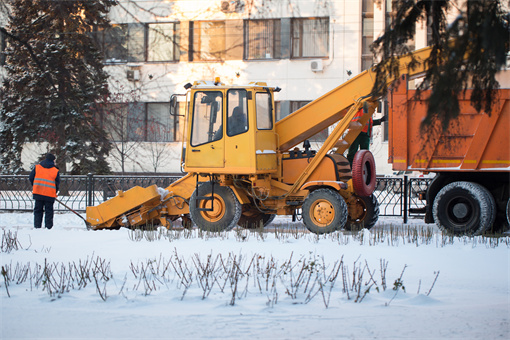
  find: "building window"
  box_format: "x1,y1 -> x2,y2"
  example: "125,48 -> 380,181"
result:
101,23 -> 145,63
290,101 -> 310,113
147,23 -> 180,62
103,103 -> 145,142
147,103 -> 174,142
385,0 -> 415,50
291,17 -> 329,58
191,21 -> 226,61
244,19 -> 281,60
94,22 -> 179,63
190,20 -> 243,61
361,0 -> 374,71
102,103 -> 175,142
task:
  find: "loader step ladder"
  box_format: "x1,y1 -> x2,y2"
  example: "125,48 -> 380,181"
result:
195,175 -> 215,212
334,102 -> 377,155
287,100 -> 369,195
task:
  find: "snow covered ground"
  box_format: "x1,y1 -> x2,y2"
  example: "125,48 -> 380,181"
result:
1,212 -> 509,339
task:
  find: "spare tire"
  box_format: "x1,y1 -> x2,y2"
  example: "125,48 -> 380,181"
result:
352,150 -> 376,197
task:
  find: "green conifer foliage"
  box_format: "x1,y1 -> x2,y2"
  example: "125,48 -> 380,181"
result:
0,0 -> 116,174
371,0 -> 509,130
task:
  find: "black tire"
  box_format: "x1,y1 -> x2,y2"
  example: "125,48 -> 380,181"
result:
507,198 -> 510,226
189,182 -> 241,232
238,211 -> 276,229
345,194 -> 379,231
181,214 -> 193,229
302,188 -> 348,234
352,150 -> 376,197
263,213 -> 276,226
433,181 -> 496,235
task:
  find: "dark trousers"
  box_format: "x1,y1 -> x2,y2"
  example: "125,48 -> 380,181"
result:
347,132 -> 371,165
34,199 -> 54,229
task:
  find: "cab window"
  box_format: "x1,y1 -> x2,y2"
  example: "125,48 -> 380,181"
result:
227,89 -> 249,136
256,92 -> 273,130
190,91 -> 223,146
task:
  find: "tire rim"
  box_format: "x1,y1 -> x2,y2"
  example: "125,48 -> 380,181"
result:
200,194 -> 226,222
348,197 -> 367,222
362,161 -> 371,185
310,199 -> 335,227
446,196 -> 474,226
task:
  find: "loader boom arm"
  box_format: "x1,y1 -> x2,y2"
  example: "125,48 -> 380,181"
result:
275,46 -> 433,152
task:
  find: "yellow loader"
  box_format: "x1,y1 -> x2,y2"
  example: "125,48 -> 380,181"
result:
86,47 -> 434,233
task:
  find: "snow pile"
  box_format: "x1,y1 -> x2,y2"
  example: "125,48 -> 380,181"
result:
157,186 -> 170,200
1,212 -> 509,339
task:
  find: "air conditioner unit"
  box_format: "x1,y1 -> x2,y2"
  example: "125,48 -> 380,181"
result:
221,0 -> 242,13
127,69 -> 140,81
310,59 -> 323,72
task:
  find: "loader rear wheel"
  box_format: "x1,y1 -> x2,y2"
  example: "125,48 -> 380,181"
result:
433,181 -> 495,235
302,188 -> 347,234
190,182 -> 241,232
345,194 -> 379,231
181,214 -> 192,229
352,150 -> 376,197
238,210 -> 275,229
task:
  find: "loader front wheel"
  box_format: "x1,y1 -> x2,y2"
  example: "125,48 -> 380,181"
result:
302,188 -> 347,234
190,182 -> 241,232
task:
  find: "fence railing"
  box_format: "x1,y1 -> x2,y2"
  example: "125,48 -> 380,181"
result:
373,176 -> 432,221
0,174 -> 181,212
0,174 -> 431,221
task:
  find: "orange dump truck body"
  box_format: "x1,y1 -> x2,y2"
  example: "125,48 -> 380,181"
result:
389,77 -> 510,173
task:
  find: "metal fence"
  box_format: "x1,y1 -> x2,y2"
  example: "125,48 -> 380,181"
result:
373,176 -> 432,221
0,174 -> 431,221
0,174 -> 181,212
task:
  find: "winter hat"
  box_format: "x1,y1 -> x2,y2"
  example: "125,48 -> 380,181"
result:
45,153 -> 56,161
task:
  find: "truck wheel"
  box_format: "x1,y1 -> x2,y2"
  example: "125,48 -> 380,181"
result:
345,194 -> 379,231
507,198 -> 510,226
190,182 -> 241,232
238,211 -> 276,229
302,188 -> 347,234
433,181 -> 496,235
352,150 -> 376,197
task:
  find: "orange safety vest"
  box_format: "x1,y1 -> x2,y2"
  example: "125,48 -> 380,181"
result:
33,164 -> 59,198
353,109 -> 373,137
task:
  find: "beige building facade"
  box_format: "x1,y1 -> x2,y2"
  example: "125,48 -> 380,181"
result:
5,0 -> 509,174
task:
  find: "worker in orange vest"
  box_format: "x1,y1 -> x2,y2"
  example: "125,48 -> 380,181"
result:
347,109 -> 387,165
29,153 -> 60,229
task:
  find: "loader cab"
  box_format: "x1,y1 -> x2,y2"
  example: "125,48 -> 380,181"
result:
184,81 -> 279,175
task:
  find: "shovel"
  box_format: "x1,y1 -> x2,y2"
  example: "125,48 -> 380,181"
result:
56,198 -> 92,230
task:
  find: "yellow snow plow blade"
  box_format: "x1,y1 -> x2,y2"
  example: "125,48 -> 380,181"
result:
86,185 -> 162,230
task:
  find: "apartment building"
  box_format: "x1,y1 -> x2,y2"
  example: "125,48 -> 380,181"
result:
11,0 -> 507,174
89,0 -> 438,174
